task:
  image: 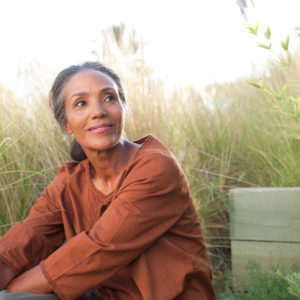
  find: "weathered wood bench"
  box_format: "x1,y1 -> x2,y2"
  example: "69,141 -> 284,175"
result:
230,188 -> 300,281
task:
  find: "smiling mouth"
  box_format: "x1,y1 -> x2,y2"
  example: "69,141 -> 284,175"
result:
88,124 -> 113,134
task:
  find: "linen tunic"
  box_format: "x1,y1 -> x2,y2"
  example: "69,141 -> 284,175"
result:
0,135 -> 215,300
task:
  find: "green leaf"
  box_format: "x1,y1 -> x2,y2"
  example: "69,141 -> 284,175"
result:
237,173 -> 246,183
246,80 -> 264,89
281,36 -> 290,51
258,42 -> 272,50
290,96 -> 300,104
264,27 -> 271,40
265,85 -> 286,101
279,84 -> 287,99
246,22 -> 259,35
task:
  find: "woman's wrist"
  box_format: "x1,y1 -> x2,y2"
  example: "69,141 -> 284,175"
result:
6,264 -> 52,294
0,260 -> 16,289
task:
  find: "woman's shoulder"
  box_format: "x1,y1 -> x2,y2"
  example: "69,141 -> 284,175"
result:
124,135 -> 185,184
134,135 -> 171,155
120,135 -> 191,200
50,160 -> 89,188
133,135 -> 180,169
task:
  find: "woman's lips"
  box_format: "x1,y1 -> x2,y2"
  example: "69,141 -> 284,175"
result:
88,124 -> 112,134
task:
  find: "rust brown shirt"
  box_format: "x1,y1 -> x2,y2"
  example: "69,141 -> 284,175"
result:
0,135 -> 215,300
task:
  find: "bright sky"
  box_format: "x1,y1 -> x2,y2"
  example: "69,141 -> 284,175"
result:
0,0 -> 299,97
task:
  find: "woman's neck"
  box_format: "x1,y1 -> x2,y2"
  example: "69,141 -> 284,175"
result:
86,139 -> 140,194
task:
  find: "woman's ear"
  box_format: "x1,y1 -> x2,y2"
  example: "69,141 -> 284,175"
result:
64,121 -> 73,135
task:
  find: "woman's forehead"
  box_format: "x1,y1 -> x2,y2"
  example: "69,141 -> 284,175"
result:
64,69 -> 117,94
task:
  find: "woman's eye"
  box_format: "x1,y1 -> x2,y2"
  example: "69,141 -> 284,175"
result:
105,95 -> 116,102
75,100 -> 87,107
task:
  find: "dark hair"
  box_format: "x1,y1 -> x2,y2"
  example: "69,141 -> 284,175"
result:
49,62 -> 126,162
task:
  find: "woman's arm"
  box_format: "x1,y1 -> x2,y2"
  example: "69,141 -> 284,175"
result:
6,265 -> 52,294
0,170 -> 65,276
0,167 -> 66,289
40,153 -> 191,300
0,260 -> 16,290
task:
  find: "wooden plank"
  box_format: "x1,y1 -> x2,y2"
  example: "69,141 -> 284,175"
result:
230,188 -> 300,242
231,240 -> 300,282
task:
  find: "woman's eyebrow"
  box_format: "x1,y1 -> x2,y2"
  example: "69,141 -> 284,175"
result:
69,92 -> 88,100
69,87 -> 117,100
100,87 -> 118,95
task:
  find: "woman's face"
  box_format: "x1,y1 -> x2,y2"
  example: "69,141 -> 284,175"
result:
64,69 -> 125,153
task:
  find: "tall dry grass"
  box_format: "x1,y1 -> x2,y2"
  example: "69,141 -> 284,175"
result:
0,89 -> 70,233
1,27 -> 300,282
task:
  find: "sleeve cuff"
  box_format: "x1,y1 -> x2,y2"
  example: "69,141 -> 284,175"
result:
40,232 -> 100,300
0,255 -> 19,276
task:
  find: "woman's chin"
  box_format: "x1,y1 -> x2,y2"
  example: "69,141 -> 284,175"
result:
83,140 -> 122,154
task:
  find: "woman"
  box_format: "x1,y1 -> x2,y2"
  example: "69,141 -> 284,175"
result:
0,62 -> 215,300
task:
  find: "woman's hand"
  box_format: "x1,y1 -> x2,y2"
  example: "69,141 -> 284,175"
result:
0,260 -> 16,290
6,265 -> 52,294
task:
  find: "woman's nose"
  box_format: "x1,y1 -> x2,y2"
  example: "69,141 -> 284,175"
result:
91,101 -> 107,118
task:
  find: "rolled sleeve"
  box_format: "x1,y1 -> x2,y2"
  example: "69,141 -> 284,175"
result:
0,169 -> 65,275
